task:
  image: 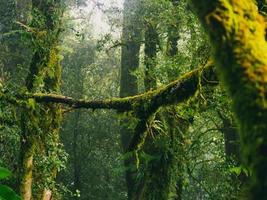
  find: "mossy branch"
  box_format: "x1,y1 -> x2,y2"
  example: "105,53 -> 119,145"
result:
27,63 -> 217,112
0,62 -> 217,153
30,93 -> 133,111
31,63 -> 216,152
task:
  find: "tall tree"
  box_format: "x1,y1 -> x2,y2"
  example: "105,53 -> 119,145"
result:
140,2 -> 191,199
191,0 -> 267,198
19,1 -> 63,199
166,0 -> 180,58
144,22 -> 158,90
120,0 -> 142,199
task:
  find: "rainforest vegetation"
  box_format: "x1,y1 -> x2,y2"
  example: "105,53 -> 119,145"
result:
0,0 -> 267,199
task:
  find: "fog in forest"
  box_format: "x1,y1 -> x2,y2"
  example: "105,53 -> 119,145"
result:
1,0 -> 267,200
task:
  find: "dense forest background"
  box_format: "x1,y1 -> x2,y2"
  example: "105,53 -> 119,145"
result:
0,0 -> 266,200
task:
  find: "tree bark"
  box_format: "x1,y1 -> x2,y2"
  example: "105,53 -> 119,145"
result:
0,63 -> 216,113
120,0 -> 142,199
140,10 -> 189,198
19,1 -> 63,199
191,0 -> 267,198
217,111 -> 241,163
144,23 -> 158,90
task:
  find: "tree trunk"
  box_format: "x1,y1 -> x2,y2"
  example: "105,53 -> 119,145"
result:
19,1 -> 63,199
167,0 -> 180,58
19,134 -> 34,200
120,0 -> 142,199
191,0 -> 267,198
217,111 -> 241,163
144,23 -> 158,90
141,9 -> 188,199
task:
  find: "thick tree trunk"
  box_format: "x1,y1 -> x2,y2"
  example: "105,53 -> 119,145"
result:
191,0 -> 267,198
120,0 -> 141,98
135,22 -> 159,200
141,9 -> 188,199
19,1 -> 63,199
166,3 -> 186,198
120,0 -> 141,199
19,136 -> 34,200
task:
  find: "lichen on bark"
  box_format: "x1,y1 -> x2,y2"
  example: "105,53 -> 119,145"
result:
191,0 -> 267,198
19,1 -> 63,199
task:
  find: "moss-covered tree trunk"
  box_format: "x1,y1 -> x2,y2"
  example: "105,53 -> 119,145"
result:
191,0 -> 267,198
135,21 -> 159,200
166,2 -> 187,199
120,0 -> 141,199
140,9 -> 188,199
19,1 -> 63,199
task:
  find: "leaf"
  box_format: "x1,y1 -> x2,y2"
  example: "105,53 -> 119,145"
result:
229,166 -> 251,177
242,167 -> 251,177
229,167 -> 242,176
47,68 -> 55,78
0,167 -> 11,180
0,185 -> 21,200
27,98 -> 36,110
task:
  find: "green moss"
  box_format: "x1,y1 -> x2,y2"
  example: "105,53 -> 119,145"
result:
19,1 -> 64,198
192,0 -> 267,198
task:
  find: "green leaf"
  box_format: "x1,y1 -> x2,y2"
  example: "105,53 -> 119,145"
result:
0,167 -> 11,180
47,68 -> 55,78
229,167 -> 241,175
242,167 -> 251,177
27,98 -> 36,110
229,166 -> 251,177
0,185 -> 21,200
229,166 -> 242,176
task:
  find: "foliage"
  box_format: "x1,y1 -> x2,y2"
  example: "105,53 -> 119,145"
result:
0,167 -> 21,200
0,0 -> 260,199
